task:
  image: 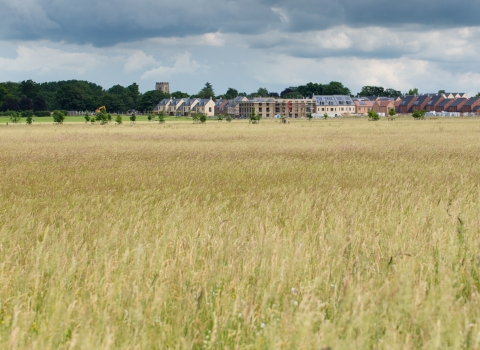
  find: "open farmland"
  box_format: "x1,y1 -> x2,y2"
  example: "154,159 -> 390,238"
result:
2,118 -> 480,349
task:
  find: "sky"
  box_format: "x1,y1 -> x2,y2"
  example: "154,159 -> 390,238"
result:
1,0 -> 480,96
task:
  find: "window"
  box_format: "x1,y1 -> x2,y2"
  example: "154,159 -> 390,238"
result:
266,108 -> 270,112
276,108 -> 280,112
209,107 -> 212,112
266,114 -> 270,117
259,108 -> 262,112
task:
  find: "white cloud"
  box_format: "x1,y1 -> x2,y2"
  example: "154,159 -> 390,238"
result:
141,51 -> 207,79
0,45 -> 108,74
271,7 -> 289,24
124,50 -> 156,72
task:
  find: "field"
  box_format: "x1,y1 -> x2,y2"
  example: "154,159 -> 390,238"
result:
1,118 -> 480,349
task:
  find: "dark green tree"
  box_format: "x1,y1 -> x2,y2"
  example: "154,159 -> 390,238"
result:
20,80 -> 40,99
224,88 -> 239,100
33,96 -> 48,111
170,91 -> 189,99
408,88 -> 419,95
368,109 -> 380,121
19,97 -> 33,111
52,110 -> 65,124
198,82 -> 214,99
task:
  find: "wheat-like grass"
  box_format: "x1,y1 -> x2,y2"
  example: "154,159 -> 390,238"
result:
1,118 -> 480,349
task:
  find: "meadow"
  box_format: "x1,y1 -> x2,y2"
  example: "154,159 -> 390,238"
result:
1,118 -> 480,349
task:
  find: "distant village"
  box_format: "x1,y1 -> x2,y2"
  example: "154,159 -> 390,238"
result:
154,83 -> 479,119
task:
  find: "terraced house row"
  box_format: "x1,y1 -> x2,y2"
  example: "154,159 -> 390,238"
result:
155,95 -> 356,118
154,93 -> 480,118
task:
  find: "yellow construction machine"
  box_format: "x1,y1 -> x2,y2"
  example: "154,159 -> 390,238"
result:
95,106 -> 106,113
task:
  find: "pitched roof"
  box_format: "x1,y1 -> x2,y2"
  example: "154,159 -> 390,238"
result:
463,97 -> 480,106
354,100 -> 374,107
376,100 -> 394,107
412,95 -> 430,106
425,95 -> 444,106
450,98 -> 468,107
399,95 -> 416,106
438,98 -> 454,107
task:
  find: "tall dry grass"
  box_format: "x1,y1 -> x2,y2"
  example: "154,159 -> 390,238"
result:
1,118 -> 480,349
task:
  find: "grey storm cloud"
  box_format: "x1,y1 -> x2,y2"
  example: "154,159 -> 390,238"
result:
1,0 -> 480,46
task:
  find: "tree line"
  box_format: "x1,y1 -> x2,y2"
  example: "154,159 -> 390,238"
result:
1,79 -> 423,115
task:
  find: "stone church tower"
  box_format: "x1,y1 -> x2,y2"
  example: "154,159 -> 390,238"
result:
155,82 -> 170,94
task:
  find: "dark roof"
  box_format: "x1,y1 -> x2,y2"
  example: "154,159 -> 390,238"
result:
197,99 -> 212,106
159,98 -> 171,106
400,95 -> 416,106
438,99 -> 454,107
412,95 -> 430,106
463,97 -> 480,106
450,98 -> 467,107
425,95 -> 444,106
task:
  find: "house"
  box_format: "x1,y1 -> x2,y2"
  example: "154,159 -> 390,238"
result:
354,100 -> 374,115
178,98 -> 200,116
460,97 -> 480,113
373,100 -> 395,115
167,99 -> 185,116
193,98 -> 215,117
397,95 -> 418,114
473,106 -> 480,114
424,95 -> 445,112
214,99 -> 229,115
239,98 -> 316,118
313,95 -> 355,116
155,98 -> 172,114
435,99 -> 455,112
227,96 -> 248,117
411,95 -> 432,112
446,98 -> 468,112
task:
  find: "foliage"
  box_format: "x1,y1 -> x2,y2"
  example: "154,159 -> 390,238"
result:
20,80 -> 40,99
84,112 -> 91,123
130,113 -> 136,123
95,110 -> 109,124
192,112 -> 202,123
323,113 -> 328,119
358,86 -> 402,97
9,112 -> 21,123
26,115 -> 33,124
249,109 -> 261,124
226,114 -> 232,122
19,97 -> 33,111
389,108 -> 396,117
412,109 -> 426,120
52,110 -> 65,124
137,90 -> 169,112
408,88 -> 419,95
147,112 -> 154,122
21,110 -> 33,118
34,111 -> 51,117
216,114 -> 223,121
33,96 -> 48,112
306,113 -> 313,121
170,91 -> 189,99
224,88 -> 239,100
197,82 -> 215,99
368,109 -> 380,121
2,98 -> 20,111
199,114 -> 207,123
115,115 -> 123,124
256,87 -> 269,97
282,81 -> 351,98
438,90 -> 446,94
158,111 -> 165,124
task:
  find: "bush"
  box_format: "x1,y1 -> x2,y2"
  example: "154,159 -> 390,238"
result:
216,114 -> 223,121
199,114 -> 207,123
307,113 -> 313,121
21,110 -> 34,118
323,113 -> 328,119
34,111 -> 51,117
95,110 -> 108,124
53,110 -> 65,124
412,109 -> 426,120
26,115 -> 33,124
158,113 -> 165,124
249,110 -> 261,124
9,112 -> 21,123
115,115 -> 123,124
84,112 -> 90,123
130,113 -> 136,123
226,115 -> 232,122
368,109 -> 380,121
